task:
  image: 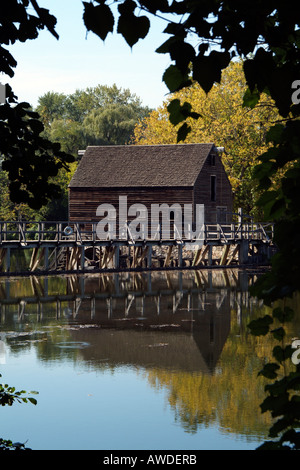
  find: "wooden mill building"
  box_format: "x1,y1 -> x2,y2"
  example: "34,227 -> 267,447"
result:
68,143 -> 233,236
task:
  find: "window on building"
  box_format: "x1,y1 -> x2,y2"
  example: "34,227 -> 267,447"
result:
210,175 -> 216,202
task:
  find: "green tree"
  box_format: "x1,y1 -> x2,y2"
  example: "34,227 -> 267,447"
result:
65,84 -> 149,123
0,80 -> 150,221
47,119 -> 85,155
0,164 -> 38,221
0,1 -> 74,210
37,161 -> 77,221
35,91 -> 69,127
83,102 -> 145,145
36,84 -> 152,153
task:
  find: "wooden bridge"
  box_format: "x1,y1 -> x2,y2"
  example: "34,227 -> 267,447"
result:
0,220 -> 275,274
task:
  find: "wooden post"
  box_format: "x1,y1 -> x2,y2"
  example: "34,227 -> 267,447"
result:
178,244 -> 183,267
68,247 -> 81,270
196,244 -> 209,265
30,247 -> 38,271
58,223 -> 62,242
192,246 -> 202,266
106,247 -> 116,268
44,246 -> 49,271
220,244 -> 230,265
131,246 -> 139,268
238,207 -> 243,240
226,245 -> 239,265
239,240 -> 249,265
0,248 -> 6,270
238,207 -> 243,224
76,247 -> 82,269
164,245 -> 173,267
65,247 -> 69,271
81,246 -> 85,270
67,247 -> 73,270
100,247 -> 109,268
136,246 -> 148,268
147,245 -> 152,268
30,247 -> 45,272
208,245 -> 213,265
114,246 -> 120,269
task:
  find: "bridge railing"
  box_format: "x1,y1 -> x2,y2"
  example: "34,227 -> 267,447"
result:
204,223 -> 274,242
0,221 -> 274,244
0,221 -> 94,243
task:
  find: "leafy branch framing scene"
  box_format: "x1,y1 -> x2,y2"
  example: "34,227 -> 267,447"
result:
0,374 -> 38,450
1,0 -> 300,450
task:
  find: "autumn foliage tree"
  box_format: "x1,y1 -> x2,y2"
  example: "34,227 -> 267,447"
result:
133,61 -> 280,216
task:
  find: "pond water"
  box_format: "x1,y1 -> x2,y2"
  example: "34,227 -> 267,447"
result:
0,269 -> 299,450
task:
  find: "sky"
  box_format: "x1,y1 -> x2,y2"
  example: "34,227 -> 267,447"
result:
3,0 -> 173,110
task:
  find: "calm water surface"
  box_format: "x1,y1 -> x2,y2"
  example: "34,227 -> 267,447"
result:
1,269 -> 298,450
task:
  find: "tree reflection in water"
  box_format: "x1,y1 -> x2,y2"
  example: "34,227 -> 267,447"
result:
1,269 -> 290,442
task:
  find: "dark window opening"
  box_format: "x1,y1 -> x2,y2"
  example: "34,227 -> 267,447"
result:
210,175 -> 216,202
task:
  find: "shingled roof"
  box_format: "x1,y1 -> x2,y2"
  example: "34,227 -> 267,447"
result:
69,143 -> 215,188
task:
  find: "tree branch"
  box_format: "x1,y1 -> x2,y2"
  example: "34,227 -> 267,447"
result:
30,0 -> 59,40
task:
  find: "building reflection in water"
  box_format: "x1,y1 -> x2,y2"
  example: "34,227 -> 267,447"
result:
0,269 -> 262,375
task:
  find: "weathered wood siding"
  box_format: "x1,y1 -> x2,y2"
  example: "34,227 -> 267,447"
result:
69,187 -> 194,236
193,153 -> 233,223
